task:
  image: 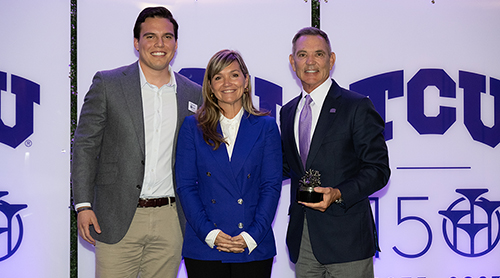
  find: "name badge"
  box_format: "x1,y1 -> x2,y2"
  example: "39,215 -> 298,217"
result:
188,101 -> 198,113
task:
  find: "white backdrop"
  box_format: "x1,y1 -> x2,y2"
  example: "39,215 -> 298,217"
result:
322,0 -> 500,277
77,0 -> 500,278
78,0 -> 308,277
0,0 -> 70,276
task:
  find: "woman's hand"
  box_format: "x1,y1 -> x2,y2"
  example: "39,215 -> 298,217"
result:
215,231 -> 247,253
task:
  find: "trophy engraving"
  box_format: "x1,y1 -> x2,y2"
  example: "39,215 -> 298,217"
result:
297,169 -> 323,203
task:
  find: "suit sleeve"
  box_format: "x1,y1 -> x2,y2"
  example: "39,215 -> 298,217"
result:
71,72 -> 107,205
336,97 -> 390,209
175,116 -> 216,241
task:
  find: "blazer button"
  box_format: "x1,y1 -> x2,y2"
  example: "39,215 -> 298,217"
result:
238,223 -> 244,229
141,160 -> 145,165
136,185 -> 142,190
207,172 -> 211,177
247,173 -> 251,179
237,198 -> 243,205
211,199 -> 216,204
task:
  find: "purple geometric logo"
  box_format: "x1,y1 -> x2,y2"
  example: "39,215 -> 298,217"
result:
439,189 -> 500,257
0,191 -> 28,261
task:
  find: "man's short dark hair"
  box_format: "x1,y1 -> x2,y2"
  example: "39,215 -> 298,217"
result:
292,27 -> 332,55
133,6 -> 179,40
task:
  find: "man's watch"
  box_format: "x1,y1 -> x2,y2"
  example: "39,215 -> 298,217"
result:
77,207 -> 93,213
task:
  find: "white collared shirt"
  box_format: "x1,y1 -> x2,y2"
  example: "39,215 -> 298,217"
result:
219,107 -> 244,160
139,63 -> 177,198
294,79 -> 332,153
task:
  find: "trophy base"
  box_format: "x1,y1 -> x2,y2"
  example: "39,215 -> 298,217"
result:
297,189 -> 323,203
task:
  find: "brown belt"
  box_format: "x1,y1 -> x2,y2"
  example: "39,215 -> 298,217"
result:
137,197 -> 175,208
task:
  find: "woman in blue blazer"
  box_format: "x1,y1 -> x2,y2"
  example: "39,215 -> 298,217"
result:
175,50 -> 282,278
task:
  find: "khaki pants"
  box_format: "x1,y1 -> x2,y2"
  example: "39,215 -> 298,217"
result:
95,204 -> 183,278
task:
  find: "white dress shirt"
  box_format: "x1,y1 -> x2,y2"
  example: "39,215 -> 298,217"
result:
294,79 -> 332,153
139,64 -> 177,199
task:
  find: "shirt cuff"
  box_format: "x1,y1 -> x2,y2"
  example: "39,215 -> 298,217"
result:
240,232 -> 257,254
205,229 -> 222,248
75,202 -> 92,211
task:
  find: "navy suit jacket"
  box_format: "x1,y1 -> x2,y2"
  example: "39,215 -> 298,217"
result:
280,79 -> 390,264
72,61 -> 202,244
175,112 -> 282,263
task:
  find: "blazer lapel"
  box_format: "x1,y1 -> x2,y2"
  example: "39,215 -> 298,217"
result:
207,123 -> 239,193
306,80 -> 342,168
175,72 -> 199,128
120,62 -> 145,156
230,113 -> 260,187
283,95 -> 303,172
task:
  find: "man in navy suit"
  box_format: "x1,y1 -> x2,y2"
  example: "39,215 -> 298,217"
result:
280,27 -> 390,277
72,7 -> 202,278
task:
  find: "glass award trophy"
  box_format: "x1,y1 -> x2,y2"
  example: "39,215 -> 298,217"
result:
297,169 -> 323,203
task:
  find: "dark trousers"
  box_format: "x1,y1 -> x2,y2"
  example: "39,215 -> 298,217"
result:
184,257 -> 273,278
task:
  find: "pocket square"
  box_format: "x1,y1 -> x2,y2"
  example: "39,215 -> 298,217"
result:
330,108 -> 336,113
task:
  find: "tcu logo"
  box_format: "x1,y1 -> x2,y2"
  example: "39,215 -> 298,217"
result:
351,69 -> 500,147
439,189 -> 500,257
0,71 -> 40,148
0,192 -> 28,261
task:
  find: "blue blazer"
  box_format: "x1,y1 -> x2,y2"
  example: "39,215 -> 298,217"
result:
280,80 -> 390,264
175,112 -> 282,263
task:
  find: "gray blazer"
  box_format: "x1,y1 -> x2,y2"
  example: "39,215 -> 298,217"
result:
72,61 -> 202,244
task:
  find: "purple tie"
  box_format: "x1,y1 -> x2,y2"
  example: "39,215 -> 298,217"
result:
299,94 -> 313,168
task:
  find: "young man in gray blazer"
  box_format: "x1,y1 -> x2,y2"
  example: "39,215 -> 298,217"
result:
280,27 -> 390,277
72,7 -> 202,278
